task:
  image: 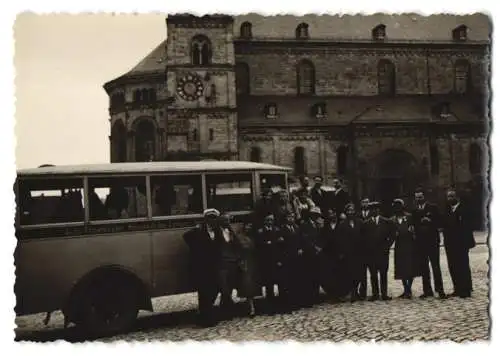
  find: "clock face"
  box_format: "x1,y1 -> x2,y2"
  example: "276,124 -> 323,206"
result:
176,74 -> 204,101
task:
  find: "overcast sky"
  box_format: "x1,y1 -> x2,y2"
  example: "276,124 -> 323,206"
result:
14,13 -> 165,169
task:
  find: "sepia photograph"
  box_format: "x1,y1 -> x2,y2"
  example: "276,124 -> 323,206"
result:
11,7 -> 491,343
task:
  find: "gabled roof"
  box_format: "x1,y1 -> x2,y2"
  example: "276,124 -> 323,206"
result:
103,40 -> 167,91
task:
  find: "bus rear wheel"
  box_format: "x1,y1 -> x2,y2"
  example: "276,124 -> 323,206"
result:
77,278 -> 139,336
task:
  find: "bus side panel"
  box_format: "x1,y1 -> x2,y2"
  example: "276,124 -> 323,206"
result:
150,227 -> 193,297
150,221 -> 248,298
15,231 -> 152,316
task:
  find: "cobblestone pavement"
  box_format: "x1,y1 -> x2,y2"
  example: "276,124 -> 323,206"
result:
15,238 -> 489,342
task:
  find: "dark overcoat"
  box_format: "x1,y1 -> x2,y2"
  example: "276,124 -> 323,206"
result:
392,214 -> 421,280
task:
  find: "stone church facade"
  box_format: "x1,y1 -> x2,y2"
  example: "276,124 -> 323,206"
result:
104,14 -> 490,215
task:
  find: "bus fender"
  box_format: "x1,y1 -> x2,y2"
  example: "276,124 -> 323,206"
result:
63,265 -> 153,324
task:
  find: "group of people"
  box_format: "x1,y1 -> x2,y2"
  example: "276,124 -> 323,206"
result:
183,176 -> 477,328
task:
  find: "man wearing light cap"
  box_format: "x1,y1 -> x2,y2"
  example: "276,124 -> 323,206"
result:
183,208 -> 222,326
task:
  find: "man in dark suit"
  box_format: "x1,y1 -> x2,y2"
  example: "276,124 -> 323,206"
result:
299,207 -> 325,306
365,202 -> 394,301
183,208 -> 222,327
412,189 -> 446,299
339,202 -> 364,302
442,189 -> 476,298
255,213 -> 288,314
332,179 -> 350,220
310,176 -> 328,214
357,198 -> 372,300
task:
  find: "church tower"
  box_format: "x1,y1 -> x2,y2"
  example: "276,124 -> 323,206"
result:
164,14 -> 238,161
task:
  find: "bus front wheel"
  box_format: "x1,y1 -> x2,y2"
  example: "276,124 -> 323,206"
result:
76,277 -> 140,336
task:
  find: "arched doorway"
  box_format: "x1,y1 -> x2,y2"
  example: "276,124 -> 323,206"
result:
367,149 -> 420,213
134,119 -> 156,162
111,120 -> 127,162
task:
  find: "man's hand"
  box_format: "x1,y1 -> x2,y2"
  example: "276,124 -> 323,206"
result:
298,249 -> 303,255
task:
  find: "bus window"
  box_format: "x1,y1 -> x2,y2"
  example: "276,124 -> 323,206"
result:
17,178 -> 84,225
88,176 -> 147,220
260,173 -> 287,191
205,173 -> 253,212
151,175 -> 203,216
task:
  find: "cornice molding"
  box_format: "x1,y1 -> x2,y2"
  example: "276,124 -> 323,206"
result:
235,41 -> 489,57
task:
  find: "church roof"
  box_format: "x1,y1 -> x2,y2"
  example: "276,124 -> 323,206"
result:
237,95 -> 484,127
104,14 -> 490,91
233,13 -> 491,42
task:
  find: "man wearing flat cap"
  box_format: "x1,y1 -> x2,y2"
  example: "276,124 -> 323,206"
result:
183,208 -> 223,326
364,201 -> 394,301
310,176 -> 328,214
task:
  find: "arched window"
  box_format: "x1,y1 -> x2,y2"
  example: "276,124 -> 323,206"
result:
236,62 -> 250,95
372,24 -> 386,41
297,59 -> 315,95
240,22 -> 253,39
430,143 -> 439,175
111,120 -> 127,163
294,147 -> 306,176
469,142 -> 483,175
454,59 -> 472,94
134,119 -> 156,162
378,59 -> 396,95
191,35 -> 212,65
336,146 -> 348,176
296,23 -> 309,39
250,147 -> 262,162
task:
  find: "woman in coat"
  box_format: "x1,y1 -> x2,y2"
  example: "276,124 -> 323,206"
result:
391,199 -> 421,298
219,214 -> 260,317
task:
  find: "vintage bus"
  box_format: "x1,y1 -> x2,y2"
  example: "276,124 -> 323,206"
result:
14,161 -> 291,334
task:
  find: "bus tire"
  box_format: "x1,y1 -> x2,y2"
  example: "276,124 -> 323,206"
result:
73,271 -> 141,336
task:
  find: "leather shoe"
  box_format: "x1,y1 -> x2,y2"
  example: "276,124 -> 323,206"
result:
419,293 -> 434,299
438,292 -> 447,299
369,295 -> 379,302
381,295 -> 392,301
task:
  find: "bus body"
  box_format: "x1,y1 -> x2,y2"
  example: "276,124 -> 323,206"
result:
14,161 -> 291,333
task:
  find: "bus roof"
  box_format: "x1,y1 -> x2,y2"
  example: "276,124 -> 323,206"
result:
17,161 -> 292,177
